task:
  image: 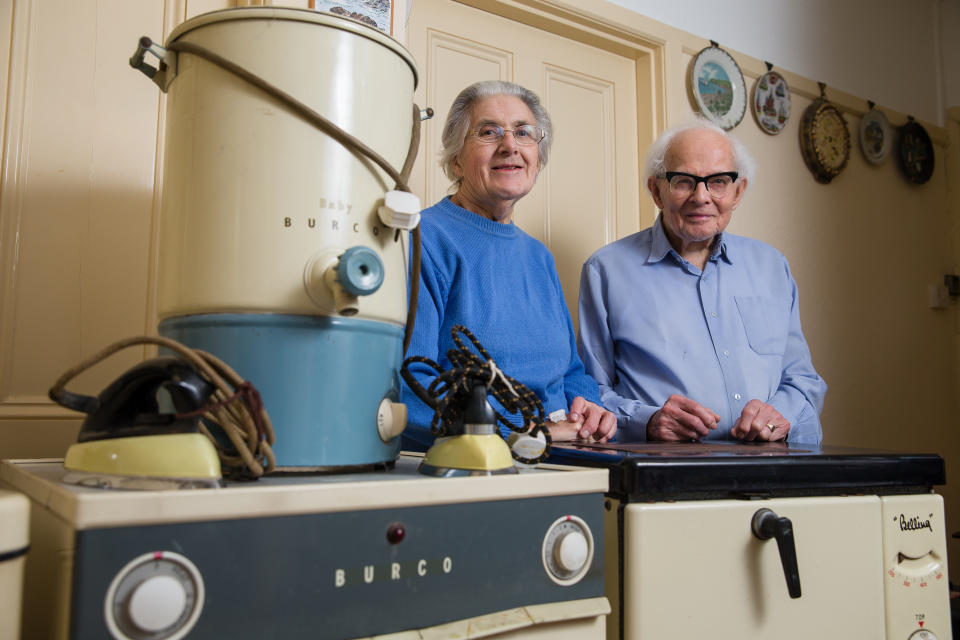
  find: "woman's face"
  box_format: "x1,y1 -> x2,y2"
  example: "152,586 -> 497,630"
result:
452,95 -> 541,222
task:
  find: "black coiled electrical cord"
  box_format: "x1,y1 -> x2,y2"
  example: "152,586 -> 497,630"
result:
400,325 -> 551,464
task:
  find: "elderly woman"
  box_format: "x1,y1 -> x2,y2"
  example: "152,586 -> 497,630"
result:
401,80 -> 616,451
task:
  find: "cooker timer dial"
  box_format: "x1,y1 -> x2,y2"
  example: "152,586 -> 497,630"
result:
541,515 -> 594,585
908,631 -> 938,640
103,550 -> 205,640
886,551 -> 946,589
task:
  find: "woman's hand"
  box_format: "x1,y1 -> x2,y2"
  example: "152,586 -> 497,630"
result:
547,397 -> 616,443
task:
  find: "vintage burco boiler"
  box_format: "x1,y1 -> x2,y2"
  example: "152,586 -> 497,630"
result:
138,7 -> 418,469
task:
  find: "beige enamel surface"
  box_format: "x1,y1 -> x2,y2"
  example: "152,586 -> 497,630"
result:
0,456 -> 607,529
0,490 -> 28,640
156,8 -> 416,323
881,494 -> 952,639
608,494 -> 953,639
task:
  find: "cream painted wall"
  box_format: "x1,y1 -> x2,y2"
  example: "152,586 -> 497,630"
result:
609,0 -> 950,124
942,1 -> 960,110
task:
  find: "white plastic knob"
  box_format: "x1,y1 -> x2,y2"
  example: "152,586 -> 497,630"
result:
378,190 -> 421,230
128,575 -> 187,632
554,531 -> 589,572
377,399 -> 407,442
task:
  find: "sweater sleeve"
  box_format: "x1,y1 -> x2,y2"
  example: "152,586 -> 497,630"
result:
400,235 -> 448,451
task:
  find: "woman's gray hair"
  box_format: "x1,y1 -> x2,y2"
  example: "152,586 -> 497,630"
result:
643,118 -> 756,191
440,80 -> 553,185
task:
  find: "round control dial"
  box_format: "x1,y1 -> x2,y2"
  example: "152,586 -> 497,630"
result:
886,551 -> 945,589
909,631 -> 938,640
104,551 -> 205,640
541,515 -> 594,585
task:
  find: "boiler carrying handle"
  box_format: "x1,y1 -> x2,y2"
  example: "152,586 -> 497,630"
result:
129,36 -> 176,91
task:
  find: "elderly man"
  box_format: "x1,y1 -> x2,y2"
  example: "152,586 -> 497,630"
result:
577,121 -> 826,443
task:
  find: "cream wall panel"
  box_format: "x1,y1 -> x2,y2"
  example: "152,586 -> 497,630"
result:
0,1 -> 167,437
0,0 -> 11,142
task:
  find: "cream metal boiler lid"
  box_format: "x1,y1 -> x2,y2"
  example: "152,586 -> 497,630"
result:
165,6 -> 419,88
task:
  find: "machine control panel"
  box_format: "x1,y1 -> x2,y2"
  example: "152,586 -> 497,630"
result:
104,551 -> 204,640
881,495 -> 950,640
542,515 -> 594,585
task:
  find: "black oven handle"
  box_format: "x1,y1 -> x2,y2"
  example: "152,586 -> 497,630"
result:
752,508 -> 802,599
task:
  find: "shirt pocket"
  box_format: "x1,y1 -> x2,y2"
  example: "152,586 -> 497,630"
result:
734,295 -> 791,356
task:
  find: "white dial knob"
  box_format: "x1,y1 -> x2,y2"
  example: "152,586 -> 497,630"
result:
104,550 -> 204,640
554,530 -> 589,573
128,575 -> 187,632
542,515 -> 594,585
909,631 -> 938,640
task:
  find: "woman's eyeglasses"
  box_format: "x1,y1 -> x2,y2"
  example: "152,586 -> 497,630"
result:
469,124 -> 545,146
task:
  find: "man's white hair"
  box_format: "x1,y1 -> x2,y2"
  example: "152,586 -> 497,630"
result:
643,118 -> 756,192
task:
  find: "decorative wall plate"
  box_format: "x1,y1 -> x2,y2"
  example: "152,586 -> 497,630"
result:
691,46 -> 746,130
799,98 -> 850,184
753,71 -> 790,135
859,108 -> 891,165
897,119 -> 934,184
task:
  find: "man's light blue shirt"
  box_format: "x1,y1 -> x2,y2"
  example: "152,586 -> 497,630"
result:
577,216 -> 826,443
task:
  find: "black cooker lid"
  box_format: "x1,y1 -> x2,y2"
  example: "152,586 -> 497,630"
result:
546,442 -> 945,501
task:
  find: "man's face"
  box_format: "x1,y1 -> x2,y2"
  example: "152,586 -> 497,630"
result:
647,129 -> 746,249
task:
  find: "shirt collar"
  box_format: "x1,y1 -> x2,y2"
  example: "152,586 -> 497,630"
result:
649,213 -> 732,266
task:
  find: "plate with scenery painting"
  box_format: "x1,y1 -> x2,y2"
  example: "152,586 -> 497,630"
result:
753,70 -> 790,135
690,46 -> 746,130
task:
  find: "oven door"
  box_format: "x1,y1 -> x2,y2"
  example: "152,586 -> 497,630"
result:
612,495 -> 887,639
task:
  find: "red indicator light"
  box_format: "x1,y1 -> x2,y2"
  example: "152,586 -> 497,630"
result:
386,522 -> 405,544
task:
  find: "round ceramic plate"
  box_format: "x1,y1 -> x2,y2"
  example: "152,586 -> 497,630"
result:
859,108 -> 891,165
897,120 -> 935,184
691,46 -> 746,130
753,71 -> 790,134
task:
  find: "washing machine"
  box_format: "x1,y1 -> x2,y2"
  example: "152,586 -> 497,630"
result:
2,454 -> 609,639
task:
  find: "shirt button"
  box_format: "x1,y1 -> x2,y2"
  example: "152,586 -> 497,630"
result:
711,311 -> 718,318
734,393 -> 742,400
723,350 -> 730,356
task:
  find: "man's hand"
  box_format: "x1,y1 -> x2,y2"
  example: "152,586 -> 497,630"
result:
730,399 -> 790,441
548,397 -> 617,442
646,394 -> 720,441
